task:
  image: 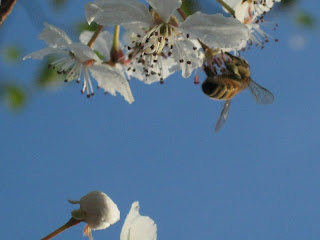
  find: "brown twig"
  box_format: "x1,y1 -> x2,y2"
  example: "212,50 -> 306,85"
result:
41,217 -> 82,240
0,0 -> 18,27
177,8 -> 187,20
87,25 -> 104,48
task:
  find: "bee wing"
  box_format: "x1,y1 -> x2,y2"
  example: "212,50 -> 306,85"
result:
248,79 -> 274,104
215,100 -> 232,133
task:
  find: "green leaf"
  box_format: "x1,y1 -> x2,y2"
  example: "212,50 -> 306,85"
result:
296,11 -> 316,29
2,45 -> 22,63
50,0 -> 68,10
180,0 -> 199,17
3,85 -> 26,110
279,0 -> 298,8
76,21 -> 100,35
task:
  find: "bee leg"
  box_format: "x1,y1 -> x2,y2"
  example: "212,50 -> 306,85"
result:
203,65 -> 216,77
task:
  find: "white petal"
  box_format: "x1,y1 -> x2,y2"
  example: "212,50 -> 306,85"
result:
120,202 -> 157,240
85,0 -> 152,27
255,0 -> 281,15
180,12 -> 250,50
146,0 -> 181,22
223,0 -> 240,9
129,56 -> 180,84
23,47 -> 66,60
79,191 -> 120,230
69,43 -> 100,62
80,30 -> 116,62
39,23 -> 72,47
90,64 -> 134,104
172,38 -> 203,78
234,1 -> 251,22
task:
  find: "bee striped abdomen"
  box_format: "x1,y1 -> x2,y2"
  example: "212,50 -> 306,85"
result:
202,77 -> 244,101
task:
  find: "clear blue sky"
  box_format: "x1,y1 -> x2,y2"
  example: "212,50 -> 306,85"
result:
1,0 -> 320,240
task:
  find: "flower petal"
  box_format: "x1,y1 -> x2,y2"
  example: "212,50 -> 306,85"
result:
85,0 -> 152,27
146,0 -> 181,22
39,23 -> 72,47
90,64 -> 134,104
128,55 -> 180,84
23,47 -> 65,60
223,0 -> 240,9
180,12 -> 250,50
172,38 -> 203,78
69,43 -> 100,62
79,191 -> 120,230
120,202 -> 157,240
80,30 -> 116,62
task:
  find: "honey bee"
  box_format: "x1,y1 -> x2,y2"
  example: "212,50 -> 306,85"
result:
202,52 -> 274,132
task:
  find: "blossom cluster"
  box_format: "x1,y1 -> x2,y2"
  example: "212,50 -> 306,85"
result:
24,0 -> 280,104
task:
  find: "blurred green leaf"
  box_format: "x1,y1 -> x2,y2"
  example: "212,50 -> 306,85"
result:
94,50 -> 105,61
180,0 -> 199,17
295,11 -> 316,29
76,21 -> 100,35
3,85 -> 26,110
2,45 -> 22,63
279,0 -> 298,8
36,57 -> 65,88
50,0 -> 68,10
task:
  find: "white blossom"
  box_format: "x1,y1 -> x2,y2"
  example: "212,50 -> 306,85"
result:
223,0 -> 281,48
120,202 -> 157,240
85,0 -> 249,79
80,30 -> 134,102
23,23 -> 134,103
69,191 -> 120,240
224,0 -> 281,22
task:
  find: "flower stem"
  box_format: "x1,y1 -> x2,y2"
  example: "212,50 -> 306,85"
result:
41,217 -> 82,240
112,25 -> 120,51
87,25 -> 104,48
216,0 -> 235,17
110,25 -> 125,63
177,8 -> 187,20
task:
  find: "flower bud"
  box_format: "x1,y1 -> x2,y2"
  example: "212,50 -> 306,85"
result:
71,191 -> 120,230
68,191 -> 120,239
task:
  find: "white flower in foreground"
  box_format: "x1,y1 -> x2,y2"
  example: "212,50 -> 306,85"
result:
124,29 -> 182,84
120,202 -> 157,240
223,0 -> 281,48
79,30 -> 135,101
85,0 -> 249,79
23,23 -> 134,103
69,191 -> 120,240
